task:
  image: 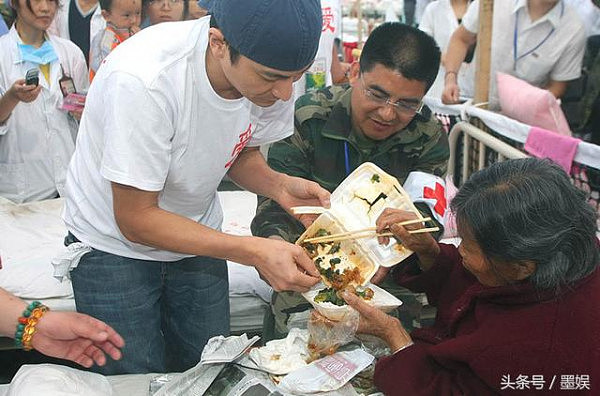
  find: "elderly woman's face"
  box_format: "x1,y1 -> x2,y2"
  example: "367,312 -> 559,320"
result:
458,236 -> 506,287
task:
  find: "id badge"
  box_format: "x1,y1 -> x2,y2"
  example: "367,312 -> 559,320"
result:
59,76 -> 76,97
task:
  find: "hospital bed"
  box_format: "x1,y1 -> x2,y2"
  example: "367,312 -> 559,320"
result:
425,98 -> 600,232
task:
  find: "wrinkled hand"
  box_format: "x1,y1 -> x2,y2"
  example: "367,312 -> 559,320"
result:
343,291 -> 412,351
9,79 -> 42,103
369,266 -> 390,285
441,78 -> 461,104
276,175 -> 330,227
376,208 -> 438,256
252,237 -> 320,292
32,311 -> 124,368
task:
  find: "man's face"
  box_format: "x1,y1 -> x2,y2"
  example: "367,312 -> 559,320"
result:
223,55 -> 308,107
349,63 -> 427,141
208,28 -> 309,107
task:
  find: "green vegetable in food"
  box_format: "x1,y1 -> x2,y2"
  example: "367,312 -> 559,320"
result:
327,243 -> 341,255
314,287 -> 346,306
371,174 -> 380,183
315,228 -> 329,237
329,257 -> 341,266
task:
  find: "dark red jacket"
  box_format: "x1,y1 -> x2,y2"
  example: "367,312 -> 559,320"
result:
374,244 -> 600,395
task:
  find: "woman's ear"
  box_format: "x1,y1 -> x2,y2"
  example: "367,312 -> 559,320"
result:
514,261 -> 537,281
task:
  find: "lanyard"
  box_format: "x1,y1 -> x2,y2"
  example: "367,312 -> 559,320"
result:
513,1 -> 564,71
343,141 -> 351,176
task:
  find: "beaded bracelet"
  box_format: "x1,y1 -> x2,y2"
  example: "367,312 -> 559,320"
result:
14,301 -> 50,351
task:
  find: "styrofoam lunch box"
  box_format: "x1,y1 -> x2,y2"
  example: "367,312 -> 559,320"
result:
303,282 -> 402,321
298,162 -> 423,320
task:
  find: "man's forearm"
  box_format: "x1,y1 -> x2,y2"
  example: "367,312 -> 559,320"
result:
115,200 -> 264,265
227,147 -> 286,201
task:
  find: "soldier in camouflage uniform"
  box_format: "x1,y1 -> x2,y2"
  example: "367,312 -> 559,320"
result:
251,23 -> 449,342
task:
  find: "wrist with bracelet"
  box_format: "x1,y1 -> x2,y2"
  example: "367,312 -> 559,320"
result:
14,300 -> 50,351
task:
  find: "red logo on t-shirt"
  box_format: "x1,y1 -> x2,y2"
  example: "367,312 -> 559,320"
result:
322,7 -> 335,32
224,123 -> 252,169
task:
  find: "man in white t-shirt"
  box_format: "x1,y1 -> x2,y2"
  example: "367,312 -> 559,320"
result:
63,0 -> 326,375
442,0 -> 585,107
293,0 -> 349,100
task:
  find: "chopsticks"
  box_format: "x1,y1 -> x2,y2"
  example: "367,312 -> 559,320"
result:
302,217 -> 438,244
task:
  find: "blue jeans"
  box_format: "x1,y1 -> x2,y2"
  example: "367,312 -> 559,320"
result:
67,234 -> 230,375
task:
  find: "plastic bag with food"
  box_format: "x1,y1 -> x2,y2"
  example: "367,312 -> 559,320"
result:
307,309 -> 359,362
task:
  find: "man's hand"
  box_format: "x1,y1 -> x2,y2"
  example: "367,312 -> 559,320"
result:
275,175 -> 330,227
32,311 -> 124,368
251,236 -> 320,292
9,79 -> 42,103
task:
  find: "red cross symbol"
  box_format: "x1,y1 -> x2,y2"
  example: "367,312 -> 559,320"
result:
423,182 -> 446,216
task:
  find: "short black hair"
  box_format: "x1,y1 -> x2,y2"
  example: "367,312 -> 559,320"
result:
209,13 -> 240,65
359,22 -> 440,90
451,158 -> 599,291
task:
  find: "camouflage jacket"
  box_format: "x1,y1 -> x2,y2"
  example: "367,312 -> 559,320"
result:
251,85 -> 450,242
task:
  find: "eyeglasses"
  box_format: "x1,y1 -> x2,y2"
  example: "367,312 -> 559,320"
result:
148,0 -> 182,6
360,77 -> 423,116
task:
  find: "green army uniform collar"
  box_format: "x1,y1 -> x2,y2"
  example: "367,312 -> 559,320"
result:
318,86 -> 432,153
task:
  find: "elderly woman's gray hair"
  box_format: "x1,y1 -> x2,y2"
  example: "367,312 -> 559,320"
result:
451,158 -> 599,291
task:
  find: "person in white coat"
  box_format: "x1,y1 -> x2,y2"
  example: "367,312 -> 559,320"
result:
0,0 -> 88,203
419,0 -> 475,99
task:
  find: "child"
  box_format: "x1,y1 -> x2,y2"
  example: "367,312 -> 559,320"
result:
89,0 -> 141,82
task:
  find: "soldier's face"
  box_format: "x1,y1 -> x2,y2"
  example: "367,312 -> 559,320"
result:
349,63 -> 426,141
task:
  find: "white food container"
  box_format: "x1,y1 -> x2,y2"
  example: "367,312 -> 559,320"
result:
302,282 -> 402,321
297,163 -> 424,319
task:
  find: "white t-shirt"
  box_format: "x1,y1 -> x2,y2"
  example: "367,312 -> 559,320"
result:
293,0 -> 340,99
419,0 -> 475,99
0,27 -> 88,203
463,0 -> 585,107
63,17 -> 294,261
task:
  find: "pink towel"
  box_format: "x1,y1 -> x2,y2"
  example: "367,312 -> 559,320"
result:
524,127 -> 580,173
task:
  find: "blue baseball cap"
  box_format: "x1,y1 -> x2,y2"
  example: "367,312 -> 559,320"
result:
202,0 -> 322,72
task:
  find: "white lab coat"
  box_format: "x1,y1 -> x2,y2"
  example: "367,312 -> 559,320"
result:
0,26 -> 88,203
48,0 -> 106,51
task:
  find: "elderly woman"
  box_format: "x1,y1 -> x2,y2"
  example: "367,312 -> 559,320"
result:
344,158 -> 599,395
